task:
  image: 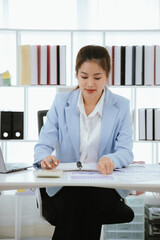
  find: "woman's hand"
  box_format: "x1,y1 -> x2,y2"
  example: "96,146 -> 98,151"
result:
41,155 -> 60,170
97,157 -> 115,175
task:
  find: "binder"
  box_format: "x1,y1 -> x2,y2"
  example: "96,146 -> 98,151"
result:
135,45 -> 144,85
0,111 -> 12,139
138,109 -> 146,140
12,112 -> 24,139
144,45 -> 154,86
121,46 -> 125,85
0,111 -> 24,139
48,45 -> 58,85
59,45 -> 66,85
146,108 -> 154,140
154,45 -> 160,85
154,108 -> 160,140
125,46 -> 134,85
114,46 -> 121,85
38,45 -> 47,85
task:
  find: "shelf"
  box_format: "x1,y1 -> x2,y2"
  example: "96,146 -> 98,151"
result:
0,85 -> 73,88
1,85 -> 160,88
1,28 -> 160,32
0,140 -> 37,143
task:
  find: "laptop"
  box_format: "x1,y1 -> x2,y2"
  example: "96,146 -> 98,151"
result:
0,147 -> 32,173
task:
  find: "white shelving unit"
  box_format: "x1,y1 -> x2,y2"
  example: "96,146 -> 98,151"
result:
0,28 -> 160,163
1,28 -> 160,164
1,27 -> 160,240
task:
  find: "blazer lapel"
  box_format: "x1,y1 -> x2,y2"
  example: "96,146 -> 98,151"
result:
65,90 -> 80,160
98,89 -> 119,158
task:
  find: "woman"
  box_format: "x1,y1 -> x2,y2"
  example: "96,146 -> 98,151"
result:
34,45 -> 134,240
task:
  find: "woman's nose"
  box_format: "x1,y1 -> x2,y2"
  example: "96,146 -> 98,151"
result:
87,77 -> 94,87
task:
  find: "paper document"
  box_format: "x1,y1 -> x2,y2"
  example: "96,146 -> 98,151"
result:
70,171 -> 115,181
113,164 -> 160,182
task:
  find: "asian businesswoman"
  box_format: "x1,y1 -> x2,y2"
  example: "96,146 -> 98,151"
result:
34,45 -> 134,240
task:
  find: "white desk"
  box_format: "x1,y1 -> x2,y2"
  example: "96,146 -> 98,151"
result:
0,167 -> 160,193
0,167 -> 160,240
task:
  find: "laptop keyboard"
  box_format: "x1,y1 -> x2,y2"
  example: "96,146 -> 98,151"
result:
6,163 -> 31,170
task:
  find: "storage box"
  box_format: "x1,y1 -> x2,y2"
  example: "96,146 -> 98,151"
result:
103,196 -> 144,240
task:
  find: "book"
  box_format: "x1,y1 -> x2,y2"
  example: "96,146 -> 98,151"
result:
18,45 -> 38,85
18,45 -> 31,85
154,45 -> 160,85
144,45 -> 154,85
138,108 -> 146,140
154,108 -> 160,140
114,46 -> 121,85
146,108 -> 154,140
30,45 -> 38,85
0,70 -> 11,86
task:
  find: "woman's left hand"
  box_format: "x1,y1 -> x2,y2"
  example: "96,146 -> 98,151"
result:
97,157 -> 115,175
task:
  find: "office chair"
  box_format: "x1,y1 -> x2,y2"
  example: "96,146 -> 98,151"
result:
36,110 -> 134,239
37,110 -> 48,134
36,110 -> 49,220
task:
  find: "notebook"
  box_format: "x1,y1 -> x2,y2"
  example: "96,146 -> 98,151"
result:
0,147 -> 32,173
56,162 -> 98,172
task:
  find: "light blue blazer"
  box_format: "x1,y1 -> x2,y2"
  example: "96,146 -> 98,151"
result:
34,87 -> 134,198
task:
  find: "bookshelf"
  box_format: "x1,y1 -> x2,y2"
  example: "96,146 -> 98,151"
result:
0,28 -> 160,164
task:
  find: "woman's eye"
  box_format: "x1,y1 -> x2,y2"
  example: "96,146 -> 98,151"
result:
95,78 -> 101,80
81,76 -> 88,79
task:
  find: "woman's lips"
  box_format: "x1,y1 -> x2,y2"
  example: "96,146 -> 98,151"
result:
85,89 -> 96,93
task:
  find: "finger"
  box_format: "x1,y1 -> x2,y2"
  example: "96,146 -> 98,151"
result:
105,165 -> 113,175
41,161 -> 47,169
102,168 -> 107,175
97,163 -> 102,173
51,156 -> 59,167
50,156 -> 61,169
97,163 -> 107,175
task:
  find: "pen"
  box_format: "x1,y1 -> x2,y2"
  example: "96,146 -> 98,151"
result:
77,161 -> 82,171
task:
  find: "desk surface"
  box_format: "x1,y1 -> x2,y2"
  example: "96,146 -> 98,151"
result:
0,168 -> 160,192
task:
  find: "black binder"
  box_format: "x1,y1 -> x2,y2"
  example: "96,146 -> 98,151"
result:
0,111 -> 12,139
0,111 -> 24,139
12,112 -> 24,139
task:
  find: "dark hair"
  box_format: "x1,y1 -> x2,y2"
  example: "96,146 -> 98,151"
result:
75,45 -> 111,78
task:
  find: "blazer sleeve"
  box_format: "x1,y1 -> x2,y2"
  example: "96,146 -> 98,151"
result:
34,95 -> 59,168
101,100 -> 134,169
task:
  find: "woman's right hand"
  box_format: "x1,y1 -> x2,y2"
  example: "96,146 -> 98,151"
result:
40,155 -> 60,170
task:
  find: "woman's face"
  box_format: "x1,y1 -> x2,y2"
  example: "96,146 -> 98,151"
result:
77,61 -> 108,104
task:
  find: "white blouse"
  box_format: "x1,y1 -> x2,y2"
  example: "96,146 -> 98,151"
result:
77,88 -> 105,163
